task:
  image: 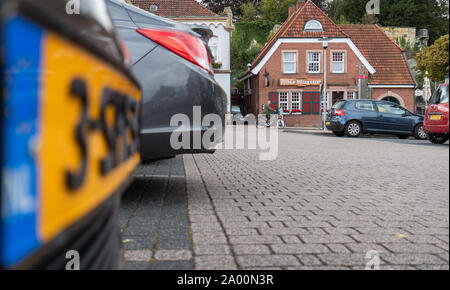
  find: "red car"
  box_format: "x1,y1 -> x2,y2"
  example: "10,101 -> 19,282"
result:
423,83 -> 449,144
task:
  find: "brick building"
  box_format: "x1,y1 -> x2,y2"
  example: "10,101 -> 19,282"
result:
239,0 -> 416,127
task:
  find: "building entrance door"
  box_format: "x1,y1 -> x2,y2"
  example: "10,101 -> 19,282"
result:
332,91 -> 345,106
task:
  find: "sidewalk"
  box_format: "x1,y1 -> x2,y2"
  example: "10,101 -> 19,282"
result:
283,127 -> 332,135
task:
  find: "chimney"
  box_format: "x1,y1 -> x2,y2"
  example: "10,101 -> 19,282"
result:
289,5 -> 295,17
296,0 -> 305,10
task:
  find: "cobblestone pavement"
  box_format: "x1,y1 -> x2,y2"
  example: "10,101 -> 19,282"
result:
120,131 -> 449,270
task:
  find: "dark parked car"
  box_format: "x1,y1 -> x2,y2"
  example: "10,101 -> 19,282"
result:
106,0 -> 226,161
326,100 -> 426,139
423,83 -> 449,144
1,0 -> 141,269
231,105 -> 248,125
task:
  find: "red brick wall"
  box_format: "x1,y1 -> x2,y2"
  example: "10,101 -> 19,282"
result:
372,88 -> 415,112
246,41 -> 415,127
253,42 -> 362,127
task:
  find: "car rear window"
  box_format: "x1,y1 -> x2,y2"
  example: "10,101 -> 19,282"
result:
332,101 -> 346,110
355,101 -> 375,111
430,85 -> 449,104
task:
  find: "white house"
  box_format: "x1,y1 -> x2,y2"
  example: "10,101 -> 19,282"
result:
130,0 -> 233,112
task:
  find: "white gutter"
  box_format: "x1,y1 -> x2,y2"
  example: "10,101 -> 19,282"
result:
251,38 -> 376,75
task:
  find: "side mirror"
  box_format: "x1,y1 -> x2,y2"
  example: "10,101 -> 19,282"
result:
403,111 -> 411,117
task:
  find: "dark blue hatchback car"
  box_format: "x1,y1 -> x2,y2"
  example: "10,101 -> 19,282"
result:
326,100 -> 427,139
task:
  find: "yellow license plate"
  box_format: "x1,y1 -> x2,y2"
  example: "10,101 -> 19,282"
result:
430,115 -> 442,121
326,122 -> 331,125
39,32 -> 141,242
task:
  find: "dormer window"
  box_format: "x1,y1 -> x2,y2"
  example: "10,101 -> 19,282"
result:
304,20 -> 323,32
149,5 -> 158,12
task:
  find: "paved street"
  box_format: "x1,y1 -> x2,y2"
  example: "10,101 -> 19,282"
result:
120,130 -> 449,270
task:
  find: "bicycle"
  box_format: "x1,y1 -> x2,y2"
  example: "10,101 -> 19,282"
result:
257,114 -> 285,129
277,114 -> 286,129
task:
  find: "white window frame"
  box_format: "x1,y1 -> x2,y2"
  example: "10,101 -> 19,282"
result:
307,51 -> 321,74
279,92 -> 289,113
347,91 -> 357,100
282,51 -> 297,74
304,20 -> 323,32
209,36 -> 219,62
291,92 -> 302,114
331,51 -> 345,73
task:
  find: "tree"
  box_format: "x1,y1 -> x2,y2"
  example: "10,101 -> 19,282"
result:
240,2 -> 260,21
416,34 -> 449,82
202,0 -> 328,21
328,0 -> 449,43
201,0 -> 261,19
231,21 -> 276,87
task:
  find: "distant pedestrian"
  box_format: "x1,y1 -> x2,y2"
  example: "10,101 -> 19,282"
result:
262,101 -> 275,127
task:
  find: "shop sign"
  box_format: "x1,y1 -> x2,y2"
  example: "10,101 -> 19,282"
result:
280,78 -> 322,87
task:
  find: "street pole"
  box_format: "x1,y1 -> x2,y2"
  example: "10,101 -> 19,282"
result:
322,41 -> 328,131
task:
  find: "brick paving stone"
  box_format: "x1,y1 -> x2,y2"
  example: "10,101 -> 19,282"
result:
236,255 -> 301,268
194,245 -> 232,256
233,245 -> 272,255
121,131 -> 449,270
154,250 -> 192,261
195,256 -> 238,270
271,244 -> 330,254
124,250 -> 153,262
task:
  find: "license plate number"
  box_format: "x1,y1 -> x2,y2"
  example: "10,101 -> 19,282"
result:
430,115 -> 442,121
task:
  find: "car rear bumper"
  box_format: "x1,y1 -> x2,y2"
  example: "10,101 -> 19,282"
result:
325,120 -> 345,132
134,45 -> 226,161
423,123 -> 449,135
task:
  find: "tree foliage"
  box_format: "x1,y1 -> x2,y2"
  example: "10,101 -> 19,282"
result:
328,0 -> 449,43
229,0 -> 328,85
231,21 -> 276,87
416,34 -> 449,81
201,0 -> 261,19
202,0 -> 328,21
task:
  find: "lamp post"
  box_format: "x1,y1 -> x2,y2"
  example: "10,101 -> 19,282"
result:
322,38 -> 328,131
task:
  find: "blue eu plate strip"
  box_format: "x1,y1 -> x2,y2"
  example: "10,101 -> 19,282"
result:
1,15 -> 42,267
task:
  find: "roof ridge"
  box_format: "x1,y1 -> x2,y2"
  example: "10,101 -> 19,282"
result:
374,24 -> 404,52
130,0 -> 218,17
281,1 -> 309,36
305,0 -> 350,38
249,3 -> 305,68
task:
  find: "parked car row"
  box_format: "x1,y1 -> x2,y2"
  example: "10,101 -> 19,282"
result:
423,83 -> 449,144
0,0 -> 225,269
326,90 -> 449,144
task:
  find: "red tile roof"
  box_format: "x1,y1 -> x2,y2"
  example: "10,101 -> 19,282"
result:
246,0 -> 414,86
340,24 -> 415,85
130,0 -> 217,17
250,0 -> 348,70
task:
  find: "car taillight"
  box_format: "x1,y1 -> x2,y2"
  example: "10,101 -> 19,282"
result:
334,109 -> 345,116
120,40 -> 131,66
136,29 -> 214,76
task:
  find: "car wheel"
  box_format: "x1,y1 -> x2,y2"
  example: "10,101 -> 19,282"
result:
427,134 -> 450,144
414,124 -> 427,140
345,121 -> 362,137
333,131 -> 345,137
397,135 -> 409,139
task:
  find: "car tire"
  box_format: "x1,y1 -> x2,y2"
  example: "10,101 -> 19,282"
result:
397,135 -> 409,139
344,121 -> 362,137
414,124 -> 427,140
333,131 -> 345,137
427,134 -> 450,144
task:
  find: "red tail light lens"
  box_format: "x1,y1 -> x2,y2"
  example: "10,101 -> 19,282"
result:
334,109 -> 345,116
120,40 -> 131,66
136,29 -> 214,75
